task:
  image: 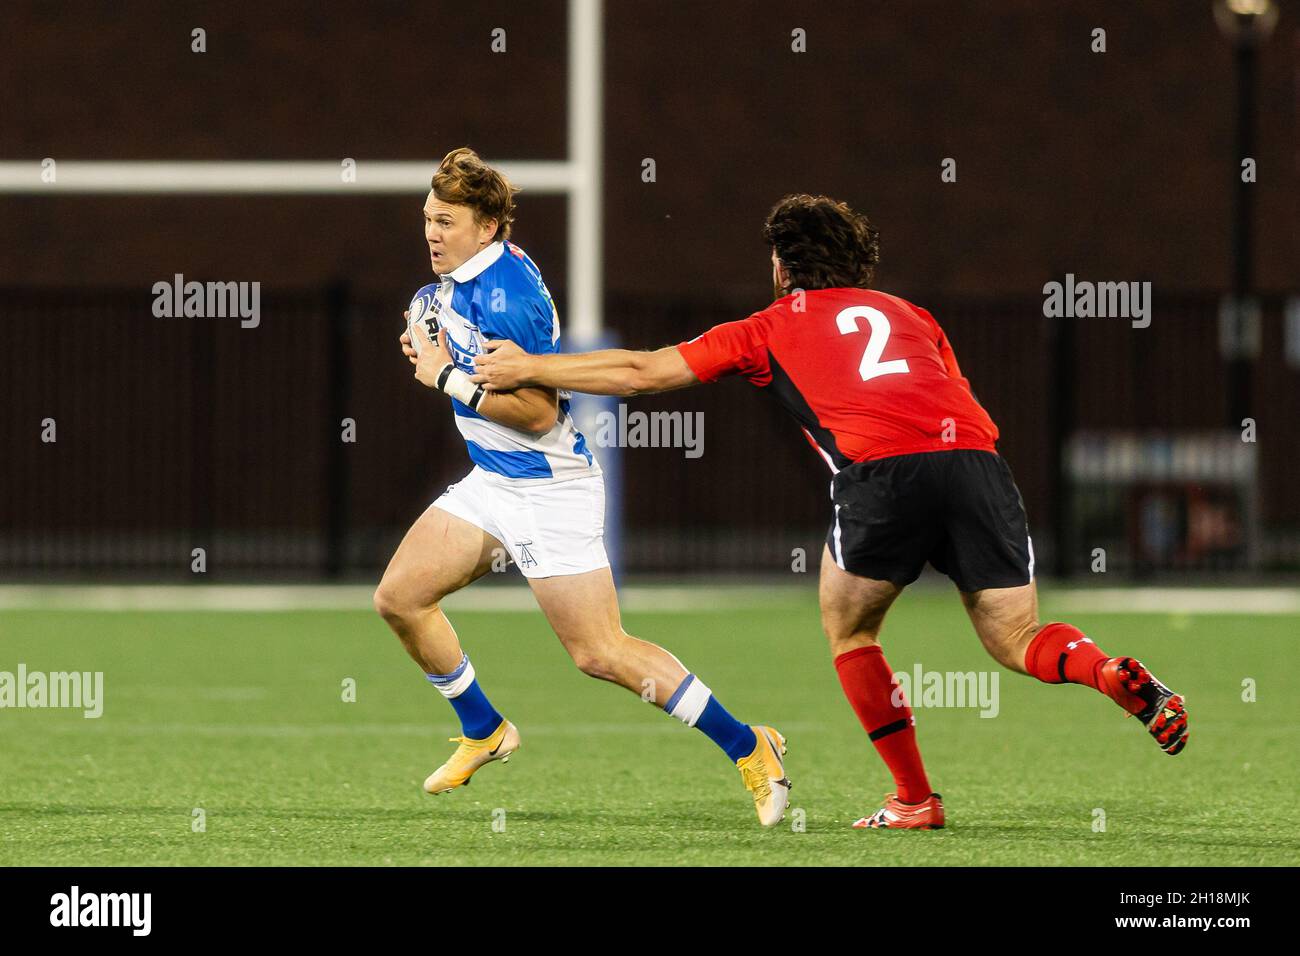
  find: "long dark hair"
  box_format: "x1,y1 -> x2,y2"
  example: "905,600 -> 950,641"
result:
762,193 -> 880,291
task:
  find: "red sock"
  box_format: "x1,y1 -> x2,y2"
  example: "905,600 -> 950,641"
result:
1023,622 -> 1108,689
833,645 -> 932,804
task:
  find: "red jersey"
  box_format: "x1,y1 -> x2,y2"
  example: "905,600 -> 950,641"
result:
676,288 -> 998,471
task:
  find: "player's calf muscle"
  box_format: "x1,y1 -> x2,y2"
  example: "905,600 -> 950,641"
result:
545,611 -> 672,690
563,632 -> 690,701
961,584 -> 1040,673
531,570 -> 687,696
977,620 -> 1038,674
818,550 -> 899,653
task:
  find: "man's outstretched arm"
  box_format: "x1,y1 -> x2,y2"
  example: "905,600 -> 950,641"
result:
471,341 -> 699,397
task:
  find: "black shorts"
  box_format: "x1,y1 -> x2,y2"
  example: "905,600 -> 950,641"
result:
826,449 -> 1033,592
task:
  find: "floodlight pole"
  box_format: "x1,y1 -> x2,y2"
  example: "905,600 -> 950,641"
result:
1226,30 -> 1257,428
1215,0 -> 1277,429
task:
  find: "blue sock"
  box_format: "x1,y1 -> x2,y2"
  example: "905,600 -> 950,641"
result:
426,654 -> 502,740
663,674 -> 758,762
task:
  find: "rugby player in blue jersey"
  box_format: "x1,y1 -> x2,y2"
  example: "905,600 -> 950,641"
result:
377,148 -> 789,825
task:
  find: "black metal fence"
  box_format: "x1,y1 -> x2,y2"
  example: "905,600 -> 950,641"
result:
2,287 -> 1296,578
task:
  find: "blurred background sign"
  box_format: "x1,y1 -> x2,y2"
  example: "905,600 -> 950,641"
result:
1065,430 -> 1259,574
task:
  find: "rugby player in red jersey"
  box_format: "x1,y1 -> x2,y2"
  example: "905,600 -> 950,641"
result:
471,194 -> 1189,830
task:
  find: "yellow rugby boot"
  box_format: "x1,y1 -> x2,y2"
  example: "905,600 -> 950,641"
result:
423,719 -> 520,795
736,725 -> 791,826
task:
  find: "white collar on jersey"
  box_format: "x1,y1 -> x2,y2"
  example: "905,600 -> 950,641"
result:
444,241 -> 505,284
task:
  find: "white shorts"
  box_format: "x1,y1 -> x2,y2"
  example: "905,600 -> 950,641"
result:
431,467 -> 609,579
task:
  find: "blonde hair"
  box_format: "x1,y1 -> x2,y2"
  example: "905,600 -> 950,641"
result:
430,147 -> 518,241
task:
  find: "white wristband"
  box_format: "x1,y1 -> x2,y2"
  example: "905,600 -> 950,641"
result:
435,363 -> 486,410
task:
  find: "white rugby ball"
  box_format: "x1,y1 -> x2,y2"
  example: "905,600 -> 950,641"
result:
406,283 -> 440,356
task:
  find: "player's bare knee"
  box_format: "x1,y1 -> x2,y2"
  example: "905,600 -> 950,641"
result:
570,647 -> 619,682
372,581 -> 400,621
373,578 -> 437,626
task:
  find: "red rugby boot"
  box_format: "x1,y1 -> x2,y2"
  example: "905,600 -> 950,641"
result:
852,792 -> 945,830
1098,657 -> 1189,755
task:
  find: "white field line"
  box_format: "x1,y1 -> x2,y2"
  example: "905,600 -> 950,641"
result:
24,721 -> 832,738
1045,588 -> 1300,615
0,584 -> 808,613
0,584 -> 1294,614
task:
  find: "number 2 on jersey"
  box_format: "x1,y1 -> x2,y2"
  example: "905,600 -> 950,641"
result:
835,306 -> 910,382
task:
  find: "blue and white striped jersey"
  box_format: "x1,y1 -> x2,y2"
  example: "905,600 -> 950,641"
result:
407,240 -> 599,483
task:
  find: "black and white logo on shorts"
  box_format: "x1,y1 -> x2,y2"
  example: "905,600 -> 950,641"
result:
515,540 -> 538,569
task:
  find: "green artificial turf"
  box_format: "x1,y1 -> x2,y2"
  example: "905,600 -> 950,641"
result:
1,587 -> 1295,865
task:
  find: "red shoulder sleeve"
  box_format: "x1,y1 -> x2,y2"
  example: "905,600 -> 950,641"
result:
675,312 -> 772,386
917,306 -> 963,379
